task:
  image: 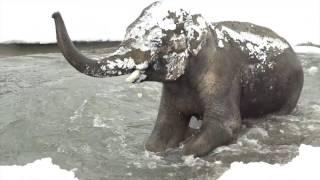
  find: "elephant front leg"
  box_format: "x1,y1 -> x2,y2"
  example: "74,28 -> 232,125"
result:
182,102 -> 241,157
145,106 -> 189,152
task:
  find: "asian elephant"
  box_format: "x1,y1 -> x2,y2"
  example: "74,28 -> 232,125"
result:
52,1 -> 303,156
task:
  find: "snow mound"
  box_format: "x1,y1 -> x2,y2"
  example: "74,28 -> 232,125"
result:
218,144 -> 320,180
294,46 -> 320,54
0,158 -> 78,180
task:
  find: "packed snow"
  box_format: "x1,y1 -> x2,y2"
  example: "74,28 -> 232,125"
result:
0,158 -> 78,180
0,0 -> 319,45
218,145 -> 320,180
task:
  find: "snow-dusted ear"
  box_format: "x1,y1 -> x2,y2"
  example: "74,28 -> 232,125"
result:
159,14 -> 208,81
184,14 -> 209,56
161,50 -> 188,81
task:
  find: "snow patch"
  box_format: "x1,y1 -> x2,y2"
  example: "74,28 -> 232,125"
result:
144,150 -> 163,161
214,25 -> 289,62
164,50 -> 188,80
182,155 -> 214,168
294,46 -> 320,54
124,1 -> 188,52
307,66 -> 318,76
218,40 -> 224,48
0,158 -> 78,180
218,144 -> 320,180
103,57 -> 136,70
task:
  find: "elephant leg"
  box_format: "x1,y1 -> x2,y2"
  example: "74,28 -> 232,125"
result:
183,106 -> 240,156
145,97 -> 190,152
183,99 -> 241,157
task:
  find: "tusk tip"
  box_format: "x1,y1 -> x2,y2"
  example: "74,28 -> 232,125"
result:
126,70 -> 141,83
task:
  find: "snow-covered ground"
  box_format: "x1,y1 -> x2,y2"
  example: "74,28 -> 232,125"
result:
1,145 -> 319,180
294,46 -> 320,54
0,0 -> 319,45
218,145 -> 320,180
0,158 -> 78,180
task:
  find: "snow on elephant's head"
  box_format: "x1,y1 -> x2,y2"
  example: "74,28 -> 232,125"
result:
122,1 -> 209,81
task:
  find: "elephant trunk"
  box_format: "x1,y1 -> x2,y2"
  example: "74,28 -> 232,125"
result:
52,12 -> 135,77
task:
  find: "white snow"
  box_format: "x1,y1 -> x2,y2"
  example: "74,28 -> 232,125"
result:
182,155 -> 213,167
98,50 -> 149,76
218,40 -> 224,48
3,146 -> 319,180
218,144 -> 320,180
0,0 -> 319,45
307,66 -> 319,76
123,1 -> 208,56
214,25 -> 289,61
0,158 -> 78,180
294,46 -> 320,54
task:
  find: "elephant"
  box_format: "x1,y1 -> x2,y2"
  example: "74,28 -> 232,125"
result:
52,1 -> 303,157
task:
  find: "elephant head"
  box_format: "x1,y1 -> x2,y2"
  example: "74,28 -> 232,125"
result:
52,1 -> 209,83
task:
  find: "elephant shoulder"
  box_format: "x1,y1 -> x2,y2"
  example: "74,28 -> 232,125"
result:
210,21 -> 291,65
211,21 -> 287,40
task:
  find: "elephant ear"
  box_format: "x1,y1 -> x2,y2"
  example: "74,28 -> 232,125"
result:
152,12 -> 209,81
184,14 -> 209,56
161,50 -> 188,81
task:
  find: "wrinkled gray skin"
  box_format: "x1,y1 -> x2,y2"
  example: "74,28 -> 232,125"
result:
52,2 -> 303,157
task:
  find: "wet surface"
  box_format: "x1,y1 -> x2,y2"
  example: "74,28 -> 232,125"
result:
0,48 -> 320,180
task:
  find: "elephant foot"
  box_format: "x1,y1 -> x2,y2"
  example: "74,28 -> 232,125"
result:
145,135 -> 167,152
145,126 -> 188,152
182,122 -> 233,157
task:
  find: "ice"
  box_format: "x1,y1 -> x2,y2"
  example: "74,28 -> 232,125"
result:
0,158 -> 78,180
218,145 -> 320,180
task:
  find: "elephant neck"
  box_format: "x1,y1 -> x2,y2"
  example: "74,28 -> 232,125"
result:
162,78 -> 204,114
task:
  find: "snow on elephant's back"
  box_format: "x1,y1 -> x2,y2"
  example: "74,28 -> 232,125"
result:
212,21 -> 291,71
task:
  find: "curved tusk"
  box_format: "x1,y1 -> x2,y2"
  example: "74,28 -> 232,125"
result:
126,70 -> 141,83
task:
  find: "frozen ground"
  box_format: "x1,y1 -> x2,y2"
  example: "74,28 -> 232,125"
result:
0,46 -> 320,179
